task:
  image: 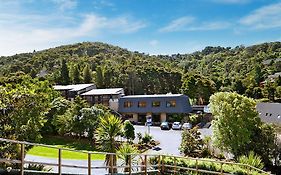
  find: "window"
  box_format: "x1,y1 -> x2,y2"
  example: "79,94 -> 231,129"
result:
124,101 -> 133,108
166,100 -> 176,107
152,101 -> 160,107
138,101 -> 147,107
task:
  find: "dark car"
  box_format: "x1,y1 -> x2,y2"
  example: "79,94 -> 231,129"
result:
160,122 -> 170,130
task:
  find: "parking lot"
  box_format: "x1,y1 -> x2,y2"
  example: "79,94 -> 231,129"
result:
134,125 -> 213,156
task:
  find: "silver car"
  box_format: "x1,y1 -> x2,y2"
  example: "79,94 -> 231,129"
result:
172,122 -> 182,130
182,122 -> 192,130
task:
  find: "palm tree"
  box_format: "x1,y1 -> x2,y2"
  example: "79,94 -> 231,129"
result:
97,114 -> 122,174
117,143 -> 138,172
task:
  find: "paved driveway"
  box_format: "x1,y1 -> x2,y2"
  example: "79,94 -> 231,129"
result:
134,125 -> 213,156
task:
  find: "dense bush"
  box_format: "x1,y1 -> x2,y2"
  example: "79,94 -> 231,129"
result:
149,156 -> 268,175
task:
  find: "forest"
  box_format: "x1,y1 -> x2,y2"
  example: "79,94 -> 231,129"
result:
0,41 -> 281,104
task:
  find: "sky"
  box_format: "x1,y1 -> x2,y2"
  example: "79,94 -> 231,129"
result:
0,0 -> 281,56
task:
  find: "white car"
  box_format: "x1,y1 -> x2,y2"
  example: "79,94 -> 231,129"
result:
172,122 -> 182,130
182,123 -> 192,130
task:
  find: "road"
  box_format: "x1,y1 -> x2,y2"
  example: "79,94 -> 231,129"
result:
134,125 -> 213,156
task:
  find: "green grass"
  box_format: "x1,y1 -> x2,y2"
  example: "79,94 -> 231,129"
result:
27,136 -> 105,160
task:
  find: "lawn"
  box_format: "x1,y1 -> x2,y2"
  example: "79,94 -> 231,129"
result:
27,136 -> 105,160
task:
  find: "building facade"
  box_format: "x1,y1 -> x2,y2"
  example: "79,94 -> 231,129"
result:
81,88 -> 124,110
53,84 -> 96,100
118,94 -> 192,123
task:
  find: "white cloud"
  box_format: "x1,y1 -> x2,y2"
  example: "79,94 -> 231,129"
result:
159,16 -> 195,32
240,2 -> 281,29
149,40 -> 159,46
211,0 -> 251,4
187,21 -> 231,31
159,17 -> 230,32
0,13 -> 147,56
51,0 -> 78,11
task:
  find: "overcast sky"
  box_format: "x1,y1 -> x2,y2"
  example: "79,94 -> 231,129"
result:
0,0 -> 281,56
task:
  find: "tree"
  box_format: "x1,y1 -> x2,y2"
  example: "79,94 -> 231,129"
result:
0,78 -> 56,165
209,92 -> 261,157
253,87 -> 263,99
181,74 -> 215,104
54,96 -> 88,136
95,66 -> 104,88
254,65 -> 263,85
233,80 -> 246,94
123,120 -> 135,142
72,64 -> 81,84
97,114 -> 122,173
179,127 -> 204,157
83,64 -> 92,83
59,59 -> 70,85
80,106 -> 104,147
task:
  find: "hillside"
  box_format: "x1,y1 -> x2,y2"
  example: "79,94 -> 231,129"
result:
0,41 -> 281,102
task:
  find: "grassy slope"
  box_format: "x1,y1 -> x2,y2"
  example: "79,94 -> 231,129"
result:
27,136 -> 105,160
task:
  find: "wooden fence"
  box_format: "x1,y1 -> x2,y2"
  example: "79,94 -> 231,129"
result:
0,138 -> 271,175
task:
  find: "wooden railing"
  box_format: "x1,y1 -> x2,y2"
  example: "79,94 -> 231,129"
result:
0,138 -> 271,175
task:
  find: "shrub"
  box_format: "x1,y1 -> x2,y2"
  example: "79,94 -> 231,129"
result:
238,151 -> 264,169
142,133 -> 153,144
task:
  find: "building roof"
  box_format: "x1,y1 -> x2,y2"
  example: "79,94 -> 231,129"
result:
81,88 -> 124,96
256,103 -> 281,124
53,84 -> 95,91
121,94 -> 185,98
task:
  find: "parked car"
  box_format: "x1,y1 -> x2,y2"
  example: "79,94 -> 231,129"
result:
160,122 -> 170,130
172,122 -> 182,130
182,122 -> 192,130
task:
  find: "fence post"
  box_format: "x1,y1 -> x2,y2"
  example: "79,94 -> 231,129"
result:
173,157 -> 177,175
20,143 -> 25,175
195,159 -> 198,175
161,155 -> 165,174
88,153 -> 91,175
220,162 -> 223,175
144,155 -> 147,175
58,149 -> 62,175
128,154 -> 132,175
158,155 -> 161,175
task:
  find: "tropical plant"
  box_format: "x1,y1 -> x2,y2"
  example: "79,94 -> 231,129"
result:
117,143 -> 138,172
97,114 -> 123,173
238,151 -> 264,169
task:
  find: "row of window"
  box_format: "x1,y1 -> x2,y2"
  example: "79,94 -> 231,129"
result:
124,100 -> 176,108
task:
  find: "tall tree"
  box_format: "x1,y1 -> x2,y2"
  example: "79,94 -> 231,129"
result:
254,65 -> 263,86
95,66 -> 104,88
97,114 -> 122,173
60,59 -> 70,85
83,64 -> 92,83
72,64 -> 81,84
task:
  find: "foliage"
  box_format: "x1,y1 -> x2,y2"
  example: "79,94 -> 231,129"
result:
181,73 -> 215,104
210,92 -> 279,166
96,114 -> 123,173
117,143 -> 138,172
141,133 -> 153,144
59,59 -> 70,85
238,151 -> 264,169
149,156 -> 267,175
123,120 -> 135,142
53,96 -> 88,136
80,106 -> 105,147
0,77 -> 57,166
26,164 -> 52,172
209,92 -> 261,157
179,127 -> 204,157
83,64 -> 92,83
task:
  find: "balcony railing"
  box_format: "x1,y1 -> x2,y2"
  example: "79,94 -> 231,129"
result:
0,138 -> 271,175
